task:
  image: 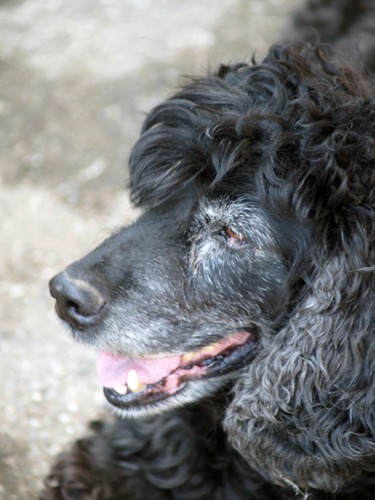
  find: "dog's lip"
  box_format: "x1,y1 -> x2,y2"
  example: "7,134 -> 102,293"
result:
101,331 -> 259,410
97,331 -> 252,389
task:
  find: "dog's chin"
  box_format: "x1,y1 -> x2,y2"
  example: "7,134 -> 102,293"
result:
100,331 -> 260,418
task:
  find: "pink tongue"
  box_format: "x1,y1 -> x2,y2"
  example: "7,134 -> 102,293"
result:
97,352 -> 182,388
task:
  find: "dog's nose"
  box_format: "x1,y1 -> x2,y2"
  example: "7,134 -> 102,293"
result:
49,272 -> 106,329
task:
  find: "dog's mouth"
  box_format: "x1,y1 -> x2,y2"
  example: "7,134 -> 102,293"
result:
97,331 -> 258,410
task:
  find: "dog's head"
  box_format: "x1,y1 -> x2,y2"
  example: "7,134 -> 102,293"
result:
49,44 -> 375,493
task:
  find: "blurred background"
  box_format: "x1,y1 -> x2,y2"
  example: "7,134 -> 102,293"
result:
0,0 -> 298,497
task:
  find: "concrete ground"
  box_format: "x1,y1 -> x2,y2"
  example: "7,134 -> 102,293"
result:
0,0 -> 298,497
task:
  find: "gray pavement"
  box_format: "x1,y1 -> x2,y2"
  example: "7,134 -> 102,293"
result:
0,0 -> 298,497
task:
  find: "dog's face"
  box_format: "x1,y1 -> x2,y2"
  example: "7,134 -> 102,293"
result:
50,189 -> 309,417
49,45 -> 321,418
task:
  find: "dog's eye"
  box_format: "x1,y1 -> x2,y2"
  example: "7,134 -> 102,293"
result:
217,226 -> 248,248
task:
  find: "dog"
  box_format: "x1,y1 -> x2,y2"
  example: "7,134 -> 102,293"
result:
41,1 -> 375,498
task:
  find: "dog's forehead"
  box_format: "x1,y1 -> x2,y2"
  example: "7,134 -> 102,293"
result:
195,197 -> 264,226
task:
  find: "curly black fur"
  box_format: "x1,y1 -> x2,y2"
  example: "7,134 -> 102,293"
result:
43,396 -> 293,500
42,1 -> 375,498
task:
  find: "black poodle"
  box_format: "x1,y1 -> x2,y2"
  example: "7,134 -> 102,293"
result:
42,1 -> 375,498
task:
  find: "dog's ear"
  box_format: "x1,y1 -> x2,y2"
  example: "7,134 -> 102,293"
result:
224,250 -> 375,493
224,84 -> 375,495
223,46 -> 375,494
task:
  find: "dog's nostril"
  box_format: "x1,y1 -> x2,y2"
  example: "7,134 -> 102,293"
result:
65,298 -> 88,317
49,272 -> 106,328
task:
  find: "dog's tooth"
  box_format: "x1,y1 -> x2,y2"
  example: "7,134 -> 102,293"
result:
127,369 -> 145,393
201,343 -> 220,355
181,352 -> 197,363
113,384 -> 127,395
182,342 -> 220,363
